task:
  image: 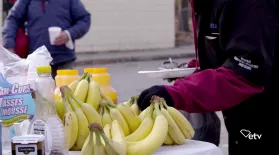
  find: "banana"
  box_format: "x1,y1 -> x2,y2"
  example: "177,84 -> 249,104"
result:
97,120 -> 126,155
55,100 -> 65,121
74,74 -> 89,103
70,89 -> 102,125
117,104 -> 141,133
65,87 -> 90,150
62,97 -> 78,149
125,105 -> 154,142
108,106 -> 130,136
102,107 -> 112,127
164,134 -> 174,145
160,104 -> 185,145
126,97 -> 168,155
81,129 -> 94,155
138,106 -> 150,122
94,131 -> 106,155
104,124 -> 112,139
86,76 -> 102,111
131,103 -> 140,116
69,73 -> 87,92
162,100 -> 195,139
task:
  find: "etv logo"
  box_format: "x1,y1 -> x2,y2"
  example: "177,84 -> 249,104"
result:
240,129 -> 262,140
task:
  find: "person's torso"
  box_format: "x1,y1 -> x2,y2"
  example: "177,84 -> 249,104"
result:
26,0 -> 75,63
194,0 -> 279,153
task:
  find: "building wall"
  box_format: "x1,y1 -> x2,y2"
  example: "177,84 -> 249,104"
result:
0,0 -> 175,53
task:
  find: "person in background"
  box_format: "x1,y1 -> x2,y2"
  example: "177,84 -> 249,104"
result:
137,0 -> 279,155
2,0 -> 91,78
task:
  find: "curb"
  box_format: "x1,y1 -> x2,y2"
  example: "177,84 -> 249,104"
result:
75,53 -> 195,66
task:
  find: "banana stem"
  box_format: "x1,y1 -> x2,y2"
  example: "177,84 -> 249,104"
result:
159,101 -> 164,110
88,123 -> 104,133
154,102 -> 161,116
66,90 -> 78,111
78,73 -> 87,82
60,86 -> 73,112
85,73 -> 91,83
148,105 -> 154,118
99,106 -> 104,117
106,105 -> 112,112
101,93 -> 115,107
161,99 -> 169,108
95,131 -> 102,145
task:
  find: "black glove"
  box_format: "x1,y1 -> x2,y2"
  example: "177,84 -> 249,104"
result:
137,85 -> 174,110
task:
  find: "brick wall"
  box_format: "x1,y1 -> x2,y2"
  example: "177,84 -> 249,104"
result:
0,0 -> 175,53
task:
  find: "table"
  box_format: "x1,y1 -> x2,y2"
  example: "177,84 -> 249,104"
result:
69,140 -> 224,155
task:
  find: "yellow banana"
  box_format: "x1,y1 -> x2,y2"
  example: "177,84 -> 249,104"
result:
139,106 -> 150,122
94,131 -> 106,155
162,100 -> 195,139
66,87 -> 90,150
86,76 -> 102,111
102,107 -> 112,127
160,105 -> 185,144
62,98 -> 78,149
96,120 -> 126,155
81,129 -> 94,155
70,90 -> 102,125
104,124 -> 112,139
117,104 -> 141,133
164,134 -> 174,145
126,98 -> 168,155
152,109 -> 156,120
131,103 -> 140,116
74,74 -> 89,103
69,73 -> 87,92
125,105 -> 154,142
55,100 -> 65,121
68,80 -> 79,92
108,106 -> 130,136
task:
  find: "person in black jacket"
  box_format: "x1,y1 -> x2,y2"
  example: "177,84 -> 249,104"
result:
137,0 -> 279,154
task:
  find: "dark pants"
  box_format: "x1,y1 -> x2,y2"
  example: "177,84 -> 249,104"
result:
181,111 -> 221,146
51,61 -> 75,79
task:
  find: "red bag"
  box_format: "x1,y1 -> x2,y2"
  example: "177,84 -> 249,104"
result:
15,28 -> 29,58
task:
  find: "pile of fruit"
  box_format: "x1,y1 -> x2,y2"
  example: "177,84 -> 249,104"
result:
56,73 -> 195,155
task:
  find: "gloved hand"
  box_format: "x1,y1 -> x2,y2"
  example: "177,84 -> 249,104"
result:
137,85 -> 174,110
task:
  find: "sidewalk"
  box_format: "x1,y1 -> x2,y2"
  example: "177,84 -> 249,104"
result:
75,45 -> 195,66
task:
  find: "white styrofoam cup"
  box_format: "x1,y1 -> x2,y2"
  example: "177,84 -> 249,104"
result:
48,27 -> 62,45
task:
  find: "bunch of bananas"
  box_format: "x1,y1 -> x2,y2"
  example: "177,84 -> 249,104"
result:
98,96 -> 141,136
55,72 -> 195,154
78,96 -> 195,155
60,86 -> 103,151
56,72 -> 108,121
81,121 -> 126,155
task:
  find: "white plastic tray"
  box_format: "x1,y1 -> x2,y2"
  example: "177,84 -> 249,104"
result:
138,68 -> 196,79
69,140 -> 224,155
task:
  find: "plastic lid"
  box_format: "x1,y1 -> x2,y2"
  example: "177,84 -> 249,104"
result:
37,66 -> 51,74
84,68 -> 108,74
57,70 -> 78,76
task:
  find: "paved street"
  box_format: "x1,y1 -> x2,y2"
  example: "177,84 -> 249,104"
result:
76,58 -> 229,155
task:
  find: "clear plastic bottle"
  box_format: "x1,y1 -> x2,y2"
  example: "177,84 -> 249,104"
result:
28,66 -> 68,155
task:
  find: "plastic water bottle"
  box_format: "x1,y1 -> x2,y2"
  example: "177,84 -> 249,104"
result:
28,66 -> 68,155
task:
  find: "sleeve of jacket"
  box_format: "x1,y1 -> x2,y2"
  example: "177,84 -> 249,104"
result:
2,0 -> 29,49
164,0 -> 277,113
67,0 -> 91,40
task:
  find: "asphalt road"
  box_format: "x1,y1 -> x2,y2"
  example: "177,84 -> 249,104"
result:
76,58 -> 229,155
